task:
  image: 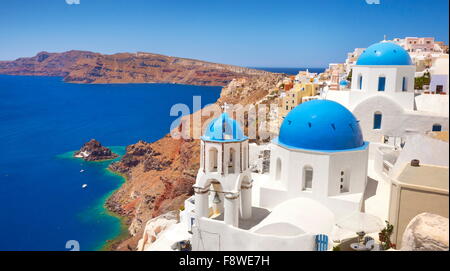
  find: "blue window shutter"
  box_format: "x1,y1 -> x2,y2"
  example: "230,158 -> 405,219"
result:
402,77 -> 407,91
378,77 -> 386,91
373,113 -> 382,129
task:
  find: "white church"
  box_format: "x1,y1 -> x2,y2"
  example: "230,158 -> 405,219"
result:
325,41 -> 448,145
147,41 -> 448,251
181,98 -> 370,251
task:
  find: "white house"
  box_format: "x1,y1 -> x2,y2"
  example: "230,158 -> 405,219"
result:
429,54 -> 449,94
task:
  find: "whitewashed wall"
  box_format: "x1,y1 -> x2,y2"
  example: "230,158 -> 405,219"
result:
390,134 -> 450,179
192,218 -> 318,251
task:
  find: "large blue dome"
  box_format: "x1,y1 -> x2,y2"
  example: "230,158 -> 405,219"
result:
277,100 -> 365,151
356,42 -> 413,66
202,113 -> 247,142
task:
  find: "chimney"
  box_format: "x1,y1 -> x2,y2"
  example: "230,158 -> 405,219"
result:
410,159 -> 420,167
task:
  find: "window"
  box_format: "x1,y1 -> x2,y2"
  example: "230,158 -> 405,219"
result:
340,170 -> 349,193
303,166 -> 313,190
373,112 -> 382,129
378,76 -> 386,91
208,147 -> 218,172
432,124 -> 442,132
228,148 -> 235,174
358,75 -> 363,90
402,77 -> 407,92
242,146 -> 247,170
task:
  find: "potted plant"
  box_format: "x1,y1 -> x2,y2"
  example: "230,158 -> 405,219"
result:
378,221 -> 396,250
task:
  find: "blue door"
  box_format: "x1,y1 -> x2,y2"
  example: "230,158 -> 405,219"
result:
373,113 -> 382,129
315,234 -> 329,251
378,77 -> 386,91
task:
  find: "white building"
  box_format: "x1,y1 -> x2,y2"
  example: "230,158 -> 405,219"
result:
148,41 -> 449,252
391,37 -> 447,73
429,54 -> 449,94
186,100 -> 371,251
325,41 -> 449,144
261,100 -> 369,218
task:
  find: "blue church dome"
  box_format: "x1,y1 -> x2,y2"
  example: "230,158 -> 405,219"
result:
356,42 -> 413,66
202,113 -> 247,142
276,100 -> 365,151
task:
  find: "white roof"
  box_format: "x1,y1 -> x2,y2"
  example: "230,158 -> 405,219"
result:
250,197 -> 335,235
146,223 -> 191,251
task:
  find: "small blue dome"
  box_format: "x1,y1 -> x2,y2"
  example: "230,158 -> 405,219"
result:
202,113 -> 247,142
277,100 -> 365,151
356,42 -> 413,66
339,80 -> 348,86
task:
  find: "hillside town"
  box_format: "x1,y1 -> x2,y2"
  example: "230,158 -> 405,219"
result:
133,36 -> 449,252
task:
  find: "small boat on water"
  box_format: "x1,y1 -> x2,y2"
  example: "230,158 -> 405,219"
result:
82,184 -> 88,189
80,169 -> 85,173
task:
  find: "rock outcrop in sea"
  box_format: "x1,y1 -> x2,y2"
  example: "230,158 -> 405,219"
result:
74,139 -> 119,161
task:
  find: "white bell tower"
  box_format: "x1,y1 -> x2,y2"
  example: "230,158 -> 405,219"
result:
193,105 -> 252,227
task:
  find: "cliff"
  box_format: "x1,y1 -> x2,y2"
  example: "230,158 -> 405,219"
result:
106,73 -> 284,250
0,51 -> 270,86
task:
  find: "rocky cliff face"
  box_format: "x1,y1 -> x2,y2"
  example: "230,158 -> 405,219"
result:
0,51 -> 270,86
106,137 -> 199,250
74,139 -> 119,161
106,73 -> 283,250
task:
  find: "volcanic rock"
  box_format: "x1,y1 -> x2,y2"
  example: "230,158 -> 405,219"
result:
74,139 -> 119,161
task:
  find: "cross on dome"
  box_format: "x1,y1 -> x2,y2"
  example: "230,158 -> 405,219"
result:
221,102 -> 231,113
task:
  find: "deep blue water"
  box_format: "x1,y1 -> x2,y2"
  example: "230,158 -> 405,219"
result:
0,75 -> 221,251
251,67 -> 325,75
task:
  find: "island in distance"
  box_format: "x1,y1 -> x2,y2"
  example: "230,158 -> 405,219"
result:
74,139 -> 119,161
0,50 -> 270,86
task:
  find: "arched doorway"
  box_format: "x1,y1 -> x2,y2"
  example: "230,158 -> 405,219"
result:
228,148 -> 236,174
210,181 -> 224,220
303,165 -> 313,191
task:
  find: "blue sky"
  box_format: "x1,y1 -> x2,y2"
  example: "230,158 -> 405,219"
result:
0,0 -> 448,67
